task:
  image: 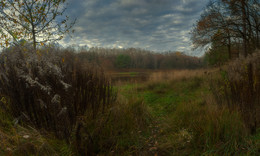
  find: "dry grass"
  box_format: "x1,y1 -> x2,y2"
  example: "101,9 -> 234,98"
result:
0,124 -> 72,156
73,92 -> 151,155
148,69 -> 217,83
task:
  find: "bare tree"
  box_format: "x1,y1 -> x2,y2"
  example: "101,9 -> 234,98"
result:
191,1 -> 234,59
191,0 -> 260,58
0,0 -> 75,49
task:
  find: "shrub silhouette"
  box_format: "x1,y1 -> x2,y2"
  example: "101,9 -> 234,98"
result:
0,46 -> 115,139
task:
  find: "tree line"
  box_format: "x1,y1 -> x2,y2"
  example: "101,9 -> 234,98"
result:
75,47 -> 204,70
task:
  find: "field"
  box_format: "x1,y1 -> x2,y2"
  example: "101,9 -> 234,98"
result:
0,67 -> 259,155
104,69 -> 260,155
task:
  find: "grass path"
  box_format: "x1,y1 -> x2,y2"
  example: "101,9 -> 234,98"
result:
118,75 -> 209,155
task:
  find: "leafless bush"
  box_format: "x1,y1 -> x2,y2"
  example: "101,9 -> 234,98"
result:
211,51 -> 260,134
0,45 -> 115,139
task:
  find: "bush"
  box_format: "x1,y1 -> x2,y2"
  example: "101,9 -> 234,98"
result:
211,51 -> 260,134
0,46 -> 115,139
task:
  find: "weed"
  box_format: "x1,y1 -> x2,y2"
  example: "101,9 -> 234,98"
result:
0,46 -> 115,140
210,51 -> 260,134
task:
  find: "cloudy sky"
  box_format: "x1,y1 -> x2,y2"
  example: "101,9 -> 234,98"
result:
61,0 -> 209,56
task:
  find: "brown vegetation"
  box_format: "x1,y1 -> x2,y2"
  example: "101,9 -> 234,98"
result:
0,46 -> 115,140
209,50 -> 260,134
148,69 -> 214,83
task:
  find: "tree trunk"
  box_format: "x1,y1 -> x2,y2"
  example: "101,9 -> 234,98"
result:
257,27 -> 260,49
227,32 -> 232,59
227,44 -> 231,59
242,0 -> 247,57
247,63 -> 256,134
27,2 -> 36,50
32,24 -> 36,50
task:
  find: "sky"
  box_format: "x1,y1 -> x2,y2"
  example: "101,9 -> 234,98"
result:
61,0 -> 209,56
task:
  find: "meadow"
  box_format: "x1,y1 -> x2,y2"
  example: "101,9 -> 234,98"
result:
0,47 -> 259,155
109,69 -> 260,155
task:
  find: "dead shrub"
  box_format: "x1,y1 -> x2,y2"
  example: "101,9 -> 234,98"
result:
210,51 -> 260,134
0,45 -> 116,139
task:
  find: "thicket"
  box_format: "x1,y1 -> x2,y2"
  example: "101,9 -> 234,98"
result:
75,47 -> 203,70
0,45 -> 115,141
211,50 -> 260,134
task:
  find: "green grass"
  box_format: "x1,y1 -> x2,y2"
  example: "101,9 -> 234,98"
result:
121,77 -> 207,118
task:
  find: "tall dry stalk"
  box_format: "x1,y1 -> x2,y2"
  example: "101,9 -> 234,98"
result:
210,51 -> 260,134
0,46 -> 116,139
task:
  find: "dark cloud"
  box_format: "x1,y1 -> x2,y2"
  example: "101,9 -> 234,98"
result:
61,0 -> 209,56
